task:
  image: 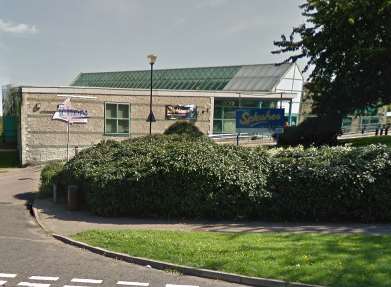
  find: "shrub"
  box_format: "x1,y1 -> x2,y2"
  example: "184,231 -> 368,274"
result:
278,117 -> 341,147
61,134 -> 391,222
164,121 -> 204,137
62,136 -> 271,219
39,161 -> 65,198
267,145 -> 391,222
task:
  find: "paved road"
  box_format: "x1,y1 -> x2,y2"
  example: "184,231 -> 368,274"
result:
0,167 -> 242,287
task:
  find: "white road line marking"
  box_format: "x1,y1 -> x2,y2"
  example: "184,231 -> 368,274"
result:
29,276 -> 59,281
0,273 -> 17,278
64,285 -> 90,287
18,282 -> 51,287
71,278 -> 103,284
166,285 -> 199,287
117,281 -> 149,286
0,280 -> 7,286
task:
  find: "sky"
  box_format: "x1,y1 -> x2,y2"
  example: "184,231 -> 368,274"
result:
0,0 -> 305,115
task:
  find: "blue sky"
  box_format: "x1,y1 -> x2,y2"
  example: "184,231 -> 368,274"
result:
0,0 -> 305,115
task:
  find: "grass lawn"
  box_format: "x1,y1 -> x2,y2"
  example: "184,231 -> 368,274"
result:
339,135 -> 391,147
73,230 -> 391,287
0,150 -> 18,168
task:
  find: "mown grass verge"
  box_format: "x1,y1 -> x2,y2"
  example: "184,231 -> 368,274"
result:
73,229 -> 391,287
339,136 -> 391,147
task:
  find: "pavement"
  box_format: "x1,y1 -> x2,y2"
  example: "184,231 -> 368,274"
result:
0,167 -> 242,287
35,194 -> 391,236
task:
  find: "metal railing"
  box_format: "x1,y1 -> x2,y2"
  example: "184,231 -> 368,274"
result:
208,133 -> 276,146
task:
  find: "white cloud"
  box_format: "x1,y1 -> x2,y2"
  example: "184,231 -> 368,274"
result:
0,19 -> 38,34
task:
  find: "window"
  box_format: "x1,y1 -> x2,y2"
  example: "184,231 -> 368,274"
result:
213,98 -> 263,134
105,103 -> 130,135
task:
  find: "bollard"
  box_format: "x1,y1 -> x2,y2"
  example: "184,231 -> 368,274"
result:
75,146 -> 79,155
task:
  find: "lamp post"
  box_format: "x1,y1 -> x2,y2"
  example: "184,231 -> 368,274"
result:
147,54 -> 157,135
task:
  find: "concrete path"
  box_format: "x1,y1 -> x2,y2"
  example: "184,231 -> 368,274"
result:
35,197 -> 391,236
0,167 -> 242,287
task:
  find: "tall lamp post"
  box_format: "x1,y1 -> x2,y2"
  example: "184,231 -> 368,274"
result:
147,54 -> 157,135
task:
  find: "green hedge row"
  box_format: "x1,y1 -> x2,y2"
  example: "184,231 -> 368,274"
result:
268,145 -> 391,222
62,135 -> 270,218
39,161 -> 65,198
56,135 -> 391,222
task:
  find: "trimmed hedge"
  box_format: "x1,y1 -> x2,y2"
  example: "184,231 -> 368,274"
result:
58,135 -> 391,222
62,135 -> 270,219
269,145 -> 391,222
39,161 -> 65,198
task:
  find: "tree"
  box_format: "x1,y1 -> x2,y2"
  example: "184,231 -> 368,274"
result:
273,0 -> 391,139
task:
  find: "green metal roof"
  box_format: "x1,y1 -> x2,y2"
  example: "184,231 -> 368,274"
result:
71,63 -> 292,92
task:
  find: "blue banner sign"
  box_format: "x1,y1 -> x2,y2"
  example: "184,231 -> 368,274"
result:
236,108 -> 285,133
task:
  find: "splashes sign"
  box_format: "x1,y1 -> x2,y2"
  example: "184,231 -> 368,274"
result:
236,108 -> 285,133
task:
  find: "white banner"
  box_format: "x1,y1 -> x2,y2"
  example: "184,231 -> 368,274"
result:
52,97 -> 88,124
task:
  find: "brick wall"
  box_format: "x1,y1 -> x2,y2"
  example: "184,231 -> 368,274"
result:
21,89 -> 211,164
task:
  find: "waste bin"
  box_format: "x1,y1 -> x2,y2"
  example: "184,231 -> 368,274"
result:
67,185 -> 80,211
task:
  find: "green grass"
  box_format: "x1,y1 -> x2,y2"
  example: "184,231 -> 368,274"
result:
0,150 -> 18,168
339,135 -> 391,147
73,230 -> 391,287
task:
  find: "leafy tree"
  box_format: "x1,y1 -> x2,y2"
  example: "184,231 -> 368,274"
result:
274,0 -> 391,136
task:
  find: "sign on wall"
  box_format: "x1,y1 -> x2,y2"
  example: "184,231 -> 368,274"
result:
52,98 -> 89,124
236,108 -> 285,133
166,104 -> 197,120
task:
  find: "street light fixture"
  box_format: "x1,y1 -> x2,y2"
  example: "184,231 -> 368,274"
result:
147,54 -> 157,135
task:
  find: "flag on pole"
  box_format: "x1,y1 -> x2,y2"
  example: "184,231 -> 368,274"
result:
52,97 -> 89,124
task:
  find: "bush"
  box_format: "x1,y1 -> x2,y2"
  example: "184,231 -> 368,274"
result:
278,117 -> 341,147
61,134 -> 391,222
62,135 -> 271,219
267,145 -> 391,222
39,161 -> 65,198
164,121 -> 204,137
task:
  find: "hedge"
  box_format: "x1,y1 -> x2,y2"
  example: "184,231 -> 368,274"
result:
268,145 -> 391,222
62,135 -> 270,219
57,135 -> 391,222
39,161 -> 65,198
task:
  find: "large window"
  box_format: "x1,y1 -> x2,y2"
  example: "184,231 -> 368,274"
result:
105,103 -> 130,135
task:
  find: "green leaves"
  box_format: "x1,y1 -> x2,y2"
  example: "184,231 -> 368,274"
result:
59,136 -> 391,222
274,0 -> 391,134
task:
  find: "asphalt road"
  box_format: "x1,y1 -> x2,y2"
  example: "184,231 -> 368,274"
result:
0,167 -> 243,287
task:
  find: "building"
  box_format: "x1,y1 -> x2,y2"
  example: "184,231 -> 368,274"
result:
299,87 -> 391,133
3,63 -> 304,165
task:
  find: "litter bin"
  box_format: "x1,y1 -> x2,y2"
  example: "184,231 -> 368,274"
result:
67,185 -> 80,211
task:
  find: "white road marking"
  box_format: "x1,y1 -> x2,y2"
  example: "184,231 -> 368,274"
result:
29,276 -> 59,281
0,273 -> 17,278
166,285 -> 199,287
18,282 -> 51,287
64,285 -> 90,287
117,281 -> 149,286
0,281 -> 7,286
71,278 -> 103,284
